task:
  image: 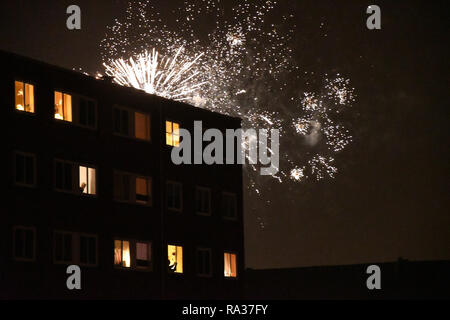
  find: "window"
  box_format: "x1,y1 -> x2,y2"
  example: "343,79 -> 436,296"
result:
135,112 -> 151,140
167,181 -> 182,211
13,227 -> 35,261
80,234 -> 97,266
197,248 -> 212,277
196,187 -> 211,216
14,152 -> 36,187
15,81 -> 35,113
136,242 -> 152,269
166,121 -> 180,146
224,252 -> 237,278
78,97 -> 96,128
55,91 -> 97,128
54,232 -> 97,266
55,160 -> 97,195
54,91 -> 72,122
54,232 -> 73,263
79,166 -> 97,195
114,171 -> 152,205
114,107 -> 150,141
222,193 -> 237,220
168,245 -> 183,274
114,239 -> 152,270
114,240 -> 131,268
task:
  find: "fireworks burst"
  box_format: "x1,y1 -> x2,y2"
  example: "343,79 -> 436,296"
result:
103,47 -> 207,102
100,0 -> 357,190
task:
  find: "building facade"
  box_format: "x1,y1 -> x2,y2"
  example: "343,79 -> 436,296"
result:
0,51 -> 244,299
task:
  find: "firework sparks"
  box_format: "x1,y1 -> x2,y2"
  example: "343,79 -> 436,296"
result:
100,0 -> 356,189
103,47 -> 207,103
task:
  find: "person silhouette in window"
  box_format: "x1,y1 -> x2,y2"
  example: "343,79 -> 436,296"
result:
168,252 -> 177,272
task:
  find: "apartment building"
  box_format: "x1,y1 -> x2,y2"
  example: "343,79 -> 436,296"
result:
0,51 -> 244,299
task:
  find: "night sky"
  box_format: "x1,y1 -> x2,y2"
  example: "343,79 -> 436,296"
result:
1,0 -> 448,269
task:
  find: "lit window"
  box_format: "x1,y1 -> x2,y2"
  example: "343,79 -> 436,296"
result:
114,107 -> 150,141
197,248 -> 212,277
167,181 -> 182,211
136,176 -> 152,205
224,252 -> 237,278
15,81 -> 34,113
114,240 -> 131,268
136,242 -> 152,269
14,152 -> 36,187
168,245 -> 183,273
135,112 -> 151,140
55,160 -> 96,195
13,226 -> 35,261
196,187 -> 211,216
114,172 -> 152,205
79,166 -> 96,195
80,235 -> 97,266
166,121 -> 180,146
54,232 -> 73,263
222,193 -> 237,220
54,91 -> 72,122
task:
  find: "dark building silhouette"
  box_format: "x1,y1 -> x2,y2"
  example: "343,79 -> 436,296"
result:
0,51 -> 244,299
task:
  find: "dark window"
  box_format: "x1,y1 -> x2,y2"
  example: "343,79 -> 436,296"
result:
167,182 -> 182,211
197,248 -> 212,276
222,193 -> 237,219
114,108 -> 130,136
196,187 -> 211,215
79,99 -> 96,128
80,235 -> 97,265
55,161 -> 73,191
14,152 -> 35,186
14,227 -> 35,261
54,232 -> 73,263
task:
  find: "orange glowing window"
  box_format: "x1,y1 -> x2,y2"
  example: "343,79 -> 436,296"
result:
54,91 -> 72,122
224,252 -> 237,278
135,112 -> 150,141
15,81 -> 34,113
168,245 -> 183,273
166,121 -> 180,146
136,176 -> 152,205
114,240 -> 131,268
